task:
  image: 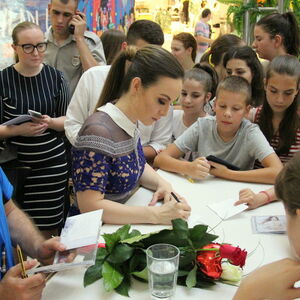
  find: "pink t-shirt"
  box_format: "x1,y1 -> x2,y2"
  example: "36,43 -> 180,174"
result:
194,20 -> 210,53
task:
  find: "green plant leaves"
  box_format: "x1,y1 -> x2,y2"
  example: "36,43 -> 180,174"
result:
132,267 -> 148,281
102,261 -> 124,292
108,244 -> 134,264
84,219 -> 220,295
83,263 -> 103,287
172,218 -> 190,240
186,265 -> 198,288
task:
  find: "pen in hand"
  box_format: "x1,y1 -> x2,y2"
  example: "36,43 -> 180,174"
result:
16,244 -> 28,279
171,192 -> 181,203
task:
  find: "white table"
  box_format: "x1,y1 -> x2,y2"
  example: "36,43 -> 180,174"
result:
42,171 -> 290,300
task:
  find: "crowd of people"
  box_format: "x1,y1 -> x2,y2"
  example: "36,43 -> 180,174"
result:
0,0 -> 300,298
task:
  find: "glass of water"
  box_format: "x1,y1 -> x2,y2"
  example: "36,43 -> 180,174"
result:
146,243 -> 179,300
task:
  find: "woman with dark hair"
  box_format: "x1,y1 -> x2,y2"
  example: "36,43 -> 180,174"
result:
71,45 -> 191,224
223,46 -> 264,107
171,32 -> 197,71
236,55 -> 300,209
100,29 -> 126,65
252,12 -> 300,61
201,33 -> 244,81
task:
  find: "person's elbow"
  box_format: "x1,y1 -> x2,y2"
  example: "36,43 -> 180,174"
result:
153,150 -> 167,169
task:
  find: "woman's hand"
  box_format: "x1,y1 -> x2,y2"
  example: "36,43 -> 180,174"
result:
16,122 -> 48,136
186,157 -> 210,179
151,199 -> 191,225
149,178 -> 173,206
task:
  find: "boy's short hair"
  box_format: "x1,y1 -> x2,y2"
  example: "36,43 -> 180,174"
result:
216,76 -> 252,105
275,152 -> 300,216
202,9 -> 211,18
127,20 -> 164,46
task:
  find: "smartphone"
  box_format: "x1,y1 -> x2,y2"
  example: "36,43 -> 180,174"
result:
206,155 -> 240,171
69,24 -> 75,34
69,11 -> 83,34
28,109 -> 42,119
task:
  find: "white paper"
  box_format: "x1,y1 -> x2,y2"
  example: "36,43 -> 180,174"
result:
60,209 -> 103,250
208,199 -> 248,220
26,210 -> 103,275
2,115 -> 32,126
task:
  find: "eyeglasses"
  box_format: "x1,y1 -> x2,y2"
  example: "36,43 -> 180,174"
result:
16,42 -> 48,54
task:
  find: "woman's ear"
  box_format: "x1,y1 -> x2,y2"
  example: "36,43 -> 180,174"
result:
205,92 -> 212,103
273,34 -> 283,49
130,77 -> 142,94
11,44 -> 16,51
263,78 -> 267,91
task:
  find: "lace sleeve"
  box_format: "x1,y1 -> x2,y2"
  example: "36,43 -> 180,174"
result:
72,148 -> 112,193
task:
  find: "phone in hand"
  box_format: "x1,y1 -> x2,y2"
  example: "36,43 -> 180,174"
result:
69,11 -> 83,34
69,24 -> 75,34
28,109 -> 42,119
206,155 -> 240,171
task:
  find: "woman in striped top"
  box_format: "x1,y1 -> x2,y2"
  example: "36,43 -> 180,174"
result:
236,55 -> 300,209
0,22 -> 69,237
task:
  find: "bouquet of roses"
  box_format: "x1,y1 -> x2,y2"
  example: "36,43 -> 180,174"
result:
84,219 -> 247,296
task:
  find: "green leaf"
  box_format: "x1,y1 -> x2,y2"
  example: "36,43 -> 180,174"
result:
186,265 -> 197,288
132,266 -> 148,281
129,251 -> 147,273
189,224 -> 209,248
115,275 -> 131,297
83,263 -> 103,287
116,224 -> 131,240
172,219 -> 189,240
121,231 -> 157,245
121,229 -> 141,241
141,229 -> 187,248
177,270 -> 189,277
195,233 -> 218,249
103,232 -> 121,253
179,249 -> 196,268
108,244 -> 134,264
102,261 -> 124,292
96,247 -> 108,262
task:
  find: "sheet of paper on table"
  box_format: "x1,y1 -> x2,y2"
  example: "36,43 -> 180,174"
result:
208,198 -> 248,220
27,209 -> 103,275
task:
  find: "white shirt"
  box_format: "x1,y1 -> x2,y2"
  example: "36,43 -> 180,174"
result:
172,109 -> 187,140
65,65 -> 110,145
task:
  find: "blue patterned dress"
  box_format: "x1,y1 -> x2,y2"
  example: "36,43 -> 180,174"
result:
72,103 -> 146,206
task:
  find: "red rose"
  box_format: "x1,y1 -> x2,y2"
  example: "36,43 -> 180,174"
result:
196,243 -> 222,279
219,244 -> 247,268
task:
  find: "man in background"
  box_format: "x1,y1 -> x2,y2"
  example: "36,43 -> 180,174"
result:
45,0 -> 106,96
194,8 -> 214,63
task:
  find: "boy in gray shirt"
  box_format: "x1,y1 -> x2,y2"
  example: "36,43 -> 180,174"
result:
154,76 -> 283,184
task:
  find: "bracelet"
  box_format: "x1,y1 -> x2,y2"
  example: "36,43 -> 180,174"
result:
259,190 -> 271,203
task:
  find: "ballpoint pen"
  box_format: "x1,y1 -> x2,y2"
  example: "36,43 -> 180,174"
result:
16,244 -> 28,279
1,245 -> 6,275
171,192 -> 181,203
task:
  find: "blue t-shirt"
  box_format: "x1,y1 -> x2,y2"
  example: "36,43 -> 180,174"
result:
0,168 -> 14,279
